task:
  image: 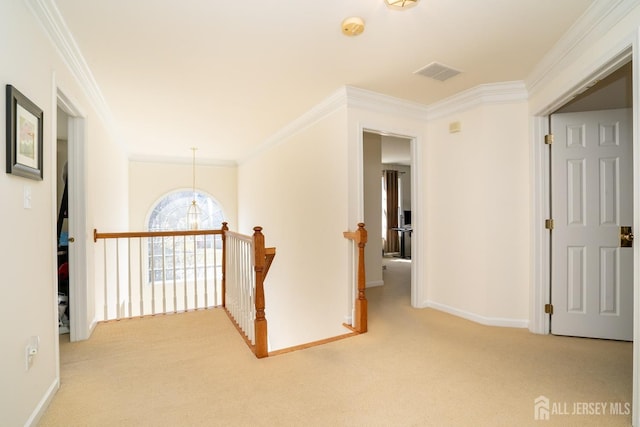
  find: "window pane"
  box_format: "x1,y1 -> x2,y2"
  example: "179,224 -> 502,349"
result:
147,190 -> 225,283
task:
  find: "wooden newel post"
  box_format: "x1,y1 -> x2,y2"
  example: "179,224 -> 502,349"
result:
355,223 -> 368,333
221,222 -> 229,308
253,226 -> 268,358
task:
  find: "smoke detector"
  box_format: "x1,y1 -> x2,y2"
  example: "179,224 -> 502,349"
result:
342,17 -> 365,36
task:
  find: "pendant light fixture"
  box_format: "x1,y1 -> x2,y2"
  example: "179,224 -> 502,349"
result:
385,0 -> 419,9
187,147 -> 201,230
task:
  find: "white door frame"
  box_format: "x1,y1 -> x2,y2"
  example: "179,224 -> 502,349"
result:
357,125 -> 423,308
530,46 -> 638,424
56,88 -> 90,342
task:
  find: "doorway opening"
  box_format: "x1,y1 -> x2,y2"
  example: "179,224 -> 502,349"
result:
547,60 -> 633,340
363,131 -> 413,304
56,107 -> 70,335
56,89 -> 89,342
530,46 -> 637,426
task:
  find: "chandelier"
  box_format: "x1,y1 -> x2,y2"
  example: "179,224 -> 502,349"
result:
186,147 -> 201,230
385,0 -> 419,9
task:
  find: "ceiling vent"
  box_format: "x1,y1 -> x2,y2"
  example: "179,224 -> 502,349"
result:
414,62 -> 461,82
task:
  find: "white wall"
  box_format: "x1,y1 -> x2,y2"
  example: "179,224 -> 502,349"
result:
86,110 -> 130,335
128,160 -> 237,230
424,101 -> 530,325
0,2 -> 128,425
238,107 -> 350,351
344,86 -> 530,324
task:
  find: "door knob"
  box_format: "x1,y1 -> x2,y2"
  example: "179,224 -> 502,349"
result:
620,226 -> 633,248
68,237 -> 75,243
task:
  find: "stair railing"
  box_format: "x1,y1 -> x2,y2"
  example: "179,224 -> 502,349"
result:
224,226 -> 275,358
94,223 -> 275,358
93,227 -> 224,319
343,223 -> 368,333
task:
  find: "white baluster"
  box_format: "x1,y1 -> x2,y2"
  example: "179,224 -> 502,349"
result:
115,239 -> 120,319
127,238 -> 132,318
151,237 -> 156,315
204,235 -> 208,308
139,238 -> 144,316
172,236 -> 177,313
103,240 -> 108,320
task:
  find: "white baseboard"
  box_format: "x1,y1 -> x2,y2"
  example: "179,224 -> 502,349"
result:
25,377 -> 59,427
424,300 -> 529,329
366,280 -> 384,288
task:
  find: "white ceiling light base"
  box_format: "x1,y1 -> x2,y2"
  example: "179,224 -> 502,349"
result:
385,0 -> 419,10
342,17 -> 365,36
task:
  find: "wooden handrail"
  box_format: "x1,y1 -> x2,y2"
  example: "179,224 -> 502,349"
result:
343,223 -> 368,333
94,228 -> 223,242
224,229 -> 253,242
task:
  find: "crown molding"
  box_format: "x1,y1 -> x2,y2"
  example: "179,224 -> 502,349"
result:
344,86 -> 429,121
240,85 -> 430,165
25,0 -> 121,145
426,81 -> 528,120
525,0 -> 640,95
239,87 -> 348,165
241,82 -> 530,164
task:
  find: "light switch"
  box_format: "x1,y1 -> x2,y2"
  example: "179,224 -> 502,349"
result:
24,185 -> 32,209
25,335 -> 39,370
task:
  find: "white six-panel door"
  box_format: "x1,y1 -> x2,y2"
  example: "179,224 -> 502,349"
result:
551,108 -> 633,341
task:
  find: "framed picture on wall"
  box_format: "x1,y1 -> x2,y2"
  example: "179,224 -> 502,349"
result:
6,84 -> 43,180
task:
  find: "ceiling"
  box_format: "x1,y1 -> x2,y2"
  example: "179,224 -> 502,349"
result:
51,0 -> 596,164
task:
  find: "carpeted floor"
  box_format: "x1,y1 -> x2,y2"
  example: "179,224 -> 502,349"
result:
38,258 -> 632,426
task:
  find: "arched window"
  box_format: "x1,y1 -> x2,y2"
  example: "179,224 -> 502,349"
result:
148,190 -> 225,231
146,190 -> 225,283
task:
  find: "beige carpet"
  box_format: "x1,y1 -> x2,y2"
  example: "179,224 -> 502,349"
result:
39,258 -> 632,426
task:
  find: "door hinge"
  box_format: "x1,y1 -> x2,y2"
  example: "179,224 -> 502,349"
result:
545,303 -> 554,315
545,219 -> 554,230
545,134 -> 554,145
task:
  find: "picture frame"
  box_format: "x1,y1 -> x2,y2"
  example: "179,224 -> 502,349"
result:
6,85 -> 43,180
